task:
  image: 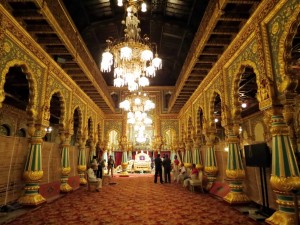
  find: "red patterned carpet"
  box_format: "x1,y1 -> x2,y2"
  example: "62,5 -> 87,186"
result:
7,174 -> 260,225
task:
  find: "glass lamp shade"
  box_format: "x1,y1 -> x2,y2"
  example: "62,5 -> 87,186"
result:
117,0 -> 123,6
144,117 -> 152,125
141,2 -> 147,12
101,61 -> 111,73
120,99 -> 130,111
114,67 -> 123,78
141,49 -> 153,61
127,117 -> 135,124
139,76 -> 149,87
114,77 -> 124,87
153,56 -> 162,70
121,46 -> 132,60
146,66 -> 155,77
128,81 -> 138,92
134,97 -> 141,105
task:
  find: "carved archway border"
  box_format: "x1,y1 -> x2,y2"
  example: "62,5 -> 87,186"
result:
72,105 -> 83,138
278,7 -> 300,93
47,90 -> 66,129
0,60 -> 38,122
231,60 -> 260,120
208,90 -> 223,128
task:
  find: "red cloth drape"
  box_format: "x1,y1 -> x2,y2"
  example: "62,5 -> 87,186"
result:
114,151 -> 122,167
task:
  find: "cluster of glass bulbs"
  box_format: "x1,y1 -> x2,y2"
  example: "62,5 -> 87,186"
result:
100,0 -> 162,92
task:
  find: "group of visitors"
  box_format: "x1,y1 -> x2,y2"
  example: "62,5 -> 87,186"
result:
86,155 -> 115,191
154,153 -> 203,190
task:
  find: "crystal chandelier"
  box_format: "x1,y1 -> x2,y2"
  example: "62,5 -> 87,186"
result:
100,0 -> 162,92
120,91 -> 154,125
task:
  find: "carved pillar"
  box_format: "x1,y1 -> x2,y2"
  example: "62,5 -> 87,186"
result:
77,133 -> 87,185
265,114 -> 300,225
204,132 -> 218,190
223,124 -> 250,204
18,124 -> 46,206
89,139 -> 96,162
119,136 -> 129,177
192,136 -> 203,170
283,104 -> 298,153
184,140 -> 193,168
59,131 -> 73,193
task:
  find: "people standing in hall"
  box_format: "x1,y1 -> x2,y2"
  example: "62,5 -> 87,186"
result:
154,154 -> 163,184
87,164 -> 102,192
172,155 -> 180,182
97,158 -> 105,179
161,154 -> 165,182
107,155 -> 115,177
162,154 -> 171,183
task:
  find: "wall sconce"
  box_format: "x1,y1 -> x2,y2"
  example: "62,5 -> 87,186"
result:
241,102 -> 247,108
224,146 -> 229,152
239,126 -> 243,134
214,118 -> 219,123
45,126 -> 53,133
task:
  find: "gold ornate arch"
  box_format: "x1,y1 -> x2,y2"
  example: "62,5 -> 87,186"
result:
0,60 -> 38,121
231,61 -> 260,120
208,90 -> 223,127
47,90 -> 66,129
72,106 -> 83,137
196,105 -> 205,134
278,9 -> 300,93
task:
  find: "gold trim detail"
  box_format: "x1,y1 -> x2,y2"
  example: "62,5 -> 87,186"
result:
60,183 -> 73,193
204,166 -> 218,175
77,165 -> 87,172
23,171 -> 43,181
18,194 -> 46,206
265,211 -> 296,225
80,177 -> 87,185
223,192 -> 250,204
61,167 -> 71,175
270,175 -> 300,192
226,169 -> 245,179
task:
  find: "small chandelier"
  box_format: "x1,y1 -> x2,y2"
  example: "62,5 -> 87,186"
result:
100,0 -> 162,91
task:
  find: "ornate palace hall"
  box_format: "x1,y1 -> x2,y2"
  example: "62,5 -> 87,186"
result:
0,0 -> 299,225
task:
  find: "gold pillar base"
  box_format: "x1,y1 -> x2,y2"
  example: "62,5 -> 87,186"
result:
196,164 -> 204,170
119,171 -> 129,177
223,191 -> 250,204
18,194 -> 46,206
80,177 -> 87,185
265,211 -> 296,225
60,183 -> 73,192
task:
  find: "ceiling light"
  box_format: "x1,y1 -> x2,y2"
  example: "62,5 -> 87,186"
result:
100,1 -> 161,91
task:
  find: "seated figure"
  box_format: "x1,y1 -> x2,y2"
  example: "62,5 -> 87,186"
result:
87,164 -> 102,191
188,166 -> 204,192
183,163 -> 198,188
177,163 -> 188,183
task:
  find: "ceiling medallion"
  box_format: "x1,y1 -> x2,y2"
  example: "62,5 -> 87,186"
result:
100,0 -> 162,92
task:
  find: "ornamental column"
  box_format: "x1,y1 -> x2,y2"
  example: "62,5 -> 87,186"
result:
59,131 -> 73,192
223,124 -> 249,204
77,133 -> 87,185
18,124 -> 46,206
265,114 -> 300,225
184,140 -> 193,168
119,136 -> 129,177
192,135 -> 203,170
204,131 -> 218,190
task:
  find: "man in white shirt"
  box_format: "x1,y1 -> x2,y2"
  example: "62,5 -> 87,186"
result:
87,165 -> 102,191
